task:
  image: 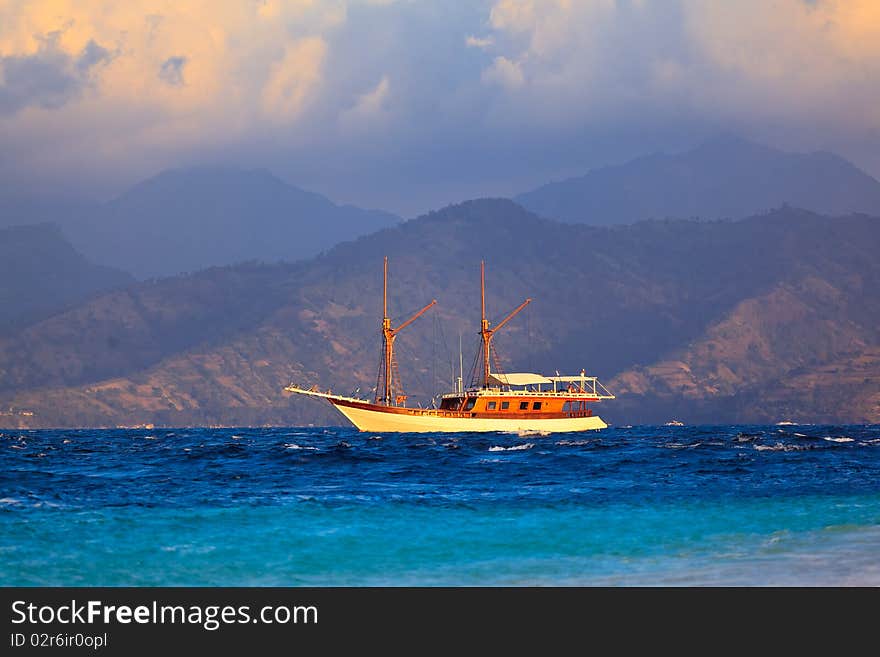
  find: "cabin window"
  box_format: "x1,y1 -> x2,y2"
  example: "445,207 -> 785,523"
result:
532,401 -> 542,411
487,401 -> 497,410
464,397 -> 477,411
501,401 -> 510,410
519,401 -> 529,410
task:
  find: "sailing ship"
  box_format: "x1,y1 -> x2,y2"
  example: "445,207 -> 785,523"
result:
284,258 -> 614,433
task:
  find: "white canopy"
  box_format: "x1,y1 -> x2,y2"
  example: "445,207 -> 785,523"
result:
488,372 -> 553,387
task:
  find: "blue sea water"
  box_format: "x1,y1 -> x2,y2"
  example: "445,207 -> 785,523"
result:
2,425 -> 880,586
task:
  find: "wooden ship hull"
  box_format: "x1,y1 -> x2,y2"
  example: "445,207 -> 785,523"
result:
283,388 -> 609,433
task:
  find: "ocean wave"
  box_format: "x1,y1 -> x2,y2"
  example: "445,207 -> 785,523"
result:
4,425 -> 880,524
754,442 -> 812,452
489,443 -> 535,452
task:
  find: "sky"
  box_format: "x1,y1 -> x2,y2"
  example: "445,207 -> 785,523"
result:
1,0 -> 879,217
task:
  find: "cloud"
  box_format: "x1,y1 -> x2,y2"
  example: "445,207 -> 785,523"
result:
0,33 -> 110,115
465,35 -> 494,49
0,1 -> 336,180
338,75 -> 390,131
261,37 -> 327,122
158,56 -> 187,86
76,39 -> 112,73
479,0 -> 880,131
482,56 -> 524,89
489,0 -> 536,33
0,1 -> 879,216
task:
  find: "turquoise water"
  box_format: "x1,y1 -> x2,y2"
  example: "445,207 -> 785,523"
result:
3,426 -> 880,585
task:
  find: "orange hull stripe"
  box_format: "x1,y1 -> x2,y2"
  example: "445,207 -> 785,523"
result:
329,397 -> 596,420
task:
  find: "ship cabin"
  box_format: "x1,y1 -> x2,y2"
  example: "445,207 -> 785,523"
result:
437,372 -> 612,418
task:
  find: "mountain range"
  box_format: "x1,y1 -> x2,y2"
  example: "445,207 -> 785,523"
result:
2,168 -> 401,279
516,135 -> 880,225
2,136 -> 879,282
0,223 -> 133,333
1,199 -> 877,428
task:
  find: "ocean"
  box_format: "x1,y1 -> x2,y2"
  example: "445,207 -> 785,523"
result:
2,425 -> 880,586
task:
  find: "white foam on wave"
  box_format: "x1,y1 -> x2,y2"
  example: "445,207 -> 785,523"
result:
556,439 -> 593,446
284,443 -> 318,450
489,443 -> 535,452
823,436 -> 854,443
755,442 -> 809,452
32,501 -> 62,509
514,429 -> 550,437
161,544 -> 216,554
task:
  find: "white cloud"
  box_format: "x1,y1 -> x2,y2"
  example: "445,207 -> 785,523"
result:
489,0 -> 536,33
482,56 -> 523,89
261,37 -> 327,122
338,74 -> 390,131
465,35 -> 494,49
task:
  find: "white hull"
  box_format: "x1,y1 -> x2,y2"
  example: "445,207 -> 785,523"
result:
332,401 -> 607,433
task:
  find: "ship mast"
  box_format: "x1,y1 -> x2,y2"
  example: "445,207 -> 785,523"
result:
378,256 -> 437,406
479,261 -> 531,388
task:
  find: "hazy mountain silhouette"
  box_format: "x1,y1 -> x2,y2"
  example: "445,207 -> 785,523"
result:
0,199 -> 877,428
516,135 -> 880,224
61,167 -> 402,279
0,223 -> 133,333
0,192 -> 97,230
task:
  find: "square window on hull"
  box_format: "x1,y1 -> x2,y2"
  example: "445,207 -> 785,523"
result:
519,401 -> 529,410
487,401 -> 497,410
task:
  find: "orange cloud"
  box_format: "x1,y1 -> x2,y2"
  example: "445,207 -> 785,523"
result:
262,37 -> 327,122
0,1 -> 338,176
